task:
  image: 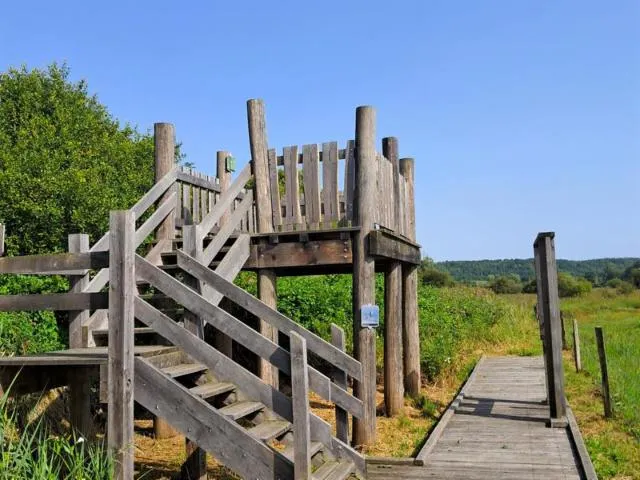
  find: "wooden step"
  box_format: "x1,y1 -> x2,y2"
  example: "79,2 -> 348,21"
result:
189,382 -> 236,400
311,461 -> 339,480
218,401 -> 265,421
322,461 -> 355,480
93,327 -> 156,338
247,420 -> 291,442
280,441 -> 323,464
161,363 -> 207,378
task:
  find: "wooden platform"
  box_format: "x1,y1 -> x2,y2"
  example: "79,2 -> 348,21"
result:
368,357 -> 595,479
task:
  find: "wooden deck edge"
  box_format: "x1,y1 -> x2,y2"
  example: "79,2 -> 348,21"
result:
566,404 -> 598,480
413,355 -> 486,466
366,456 -> 415,466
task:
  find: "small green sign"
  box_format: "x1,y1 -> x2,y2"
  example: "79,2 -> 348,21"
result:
225,155 -> 236,173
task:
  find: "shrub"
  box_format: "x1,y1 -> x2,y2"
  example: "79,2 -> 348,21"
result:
420,267 -> 455,287
488,275 -> 522,294
616,281 -> 635,295
558,272 -> 592,297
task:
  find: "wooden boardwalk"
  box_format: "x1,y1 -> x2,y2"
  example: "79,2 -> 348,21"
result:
368,357 -> 594,479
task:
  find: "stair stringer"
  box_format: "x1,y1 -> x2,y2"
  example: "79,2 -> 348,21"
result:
134,357 -> 293,480
134,298 -> 366,477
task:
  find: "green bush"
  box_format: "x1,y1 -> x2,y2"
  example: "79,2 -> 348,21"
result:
420,267 -> 455,287
558,272 -> 592,297
488,275 -> 522,294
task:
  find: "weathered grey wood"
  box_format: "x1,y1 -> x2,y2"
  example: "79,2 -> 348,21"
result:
135,191 -> 177,246
533,232 -> 566,424
134,358 -> 292,480
107,210 -> 135,480
331,324 -> 349,444
176,250 -> 362,380
383,137 -> 401,232
154,123 -> 176,243
284,145 -> 302,226
566,406 -> 598,480
399,157 -> 420,397
0,223 -> 5,256
68,234 -> 90,348
595,326 -> 613,418
245,239 -> 353,271
192,183 -> 201,223
290,332 -> 312,479
217,151 -> 232,228
0,251 -> 109,275
181,168 -> 192,223
0,292 -> 108,311
176,170 -> 222,192
302,144 -> 321,228
258,268 -> 279,388
321,142 -> 339,227
352,105 -> 378,446
573,318 -> 582,372
561,311 -> 568,350
344,140 -> 355,222
200,189 -> 254,265
384,261 -> 404,416
369,230 -> 421,264
206,234 -> 251,307
268,148 -> 283,227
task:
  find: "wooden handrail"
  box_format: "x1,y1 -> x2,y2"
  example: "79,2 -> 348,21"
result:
0,251 -> 109,275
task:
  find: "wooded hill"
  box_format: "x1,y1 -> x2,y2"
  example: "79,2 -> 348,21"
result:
436,258 -> 640,283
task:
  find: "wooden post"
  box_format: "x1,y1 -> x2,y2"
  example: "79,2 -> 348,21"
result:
154,123 -> 176,243
382,138 -> 404,416
68,234 -> 92,437
0,223 -> 5,256
595,327 -> 613,418
108,211 -> 135,479
214,151 -> 234,358
247,99 -> 279,388
290,331 -> 312,480
561,311 -> 568,350
352,105 -> 377,446
573,318 -> 582,372
181,224 -> 207,480
400,158 -> 421,397
330,324 -> 349,443
533,232 -> 567,426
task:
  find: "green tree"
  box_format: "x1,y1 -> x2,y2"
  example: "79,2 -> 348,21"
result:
488,274 -> 522,294
0,63 -> 161,255
557,272 -> 592,297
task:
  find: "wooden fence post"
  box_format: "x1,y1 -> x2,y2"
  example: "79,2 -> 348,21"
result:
330,324 -> 349,443
595,327 -> 613,418
108,210 -> 135,479
400,158 -> 421,397
561,311 -> 568,350
533,232 -> 567,426
247,99 -> 279,389
154,123 -> 176,244
0,223 -> 5,256
352,105 -> 377,446
382,137 -> 404,416
573,319 -> 582,372
68,233 -> 92,437
290,331 -> 312,480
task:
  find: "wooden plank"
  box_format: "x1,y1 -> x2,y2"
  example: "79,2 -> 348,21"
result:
198,163 -> 251,237
384,261 -> 404,416
344,140 -> 355,222
284,145 -> 302,227
382,137 -> 400,232
245,240 -> 352,270
205,234 -> 250,307
0,251 -> 109,275
369,230 -> 421,264
181,168 -> 192,223
217,151 -> 232,227
399,157 -> 420,397
290,332 -> 312,479
331,324 -> 349,444
200,189 -> 254,266
573,318 -> 582,372
0,223 -> 5,256
302,144 -> 321,228
176,250 -> 362,381
352,106 -> 377,446
0,293 -> 108,311
595,326 -> 613,418
135,191 -> 177,246
107,210 -> 135,480
176,170 -> 222,192
67,234 -> 90,348
154,123 -> 176,248
200,174 -> 209,217
566,406 -> 598,480
268,148 -> 283,227
192,183 -> 201,224
533,232 -> 567,423
322,142 -> 339,227
134,358 -> 291,480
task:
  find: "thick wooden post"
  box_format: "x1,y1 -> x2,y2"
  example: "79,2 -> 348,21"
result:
154,123 -> 176,243
573,318 -> 582,372
181,224 -> 207,480
382,137 -> 404,416
352,105 -> 377,446
561,311 -> 568,350
533,232 -> 567,426
330,324 -> 349,443
0,223 -> 5,256
595,327 -> 613,418
108,211 -> 135,479
290,331 -> 312,480
68,234 -> 92,437
247,99 -> 279,388
400,158 -> 420,397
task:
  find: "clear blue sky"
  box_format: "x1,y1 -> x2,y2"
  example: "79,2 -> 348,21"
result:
1,1 -> 638,261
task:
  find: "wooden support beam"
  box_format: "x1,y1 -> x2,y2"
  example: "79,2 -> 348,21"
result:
290,331 -> 312,480
573,318 -> 582,372
0,293 -> 108,312
533,232 -> 567,426
247,98 -> 279,388
176,170 -> 222,192
154,123 -> 176,244
245,239 -> 352,270
108,210 -> 135,479
0,223 -> 5,256
0,251 -> 109,275
368,230 -> 421,264
400,158 -> 420,397
352,105 -> 377,446
331,324 -> 349,444
595,327 -> 613,418
384,262 -> 404,416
